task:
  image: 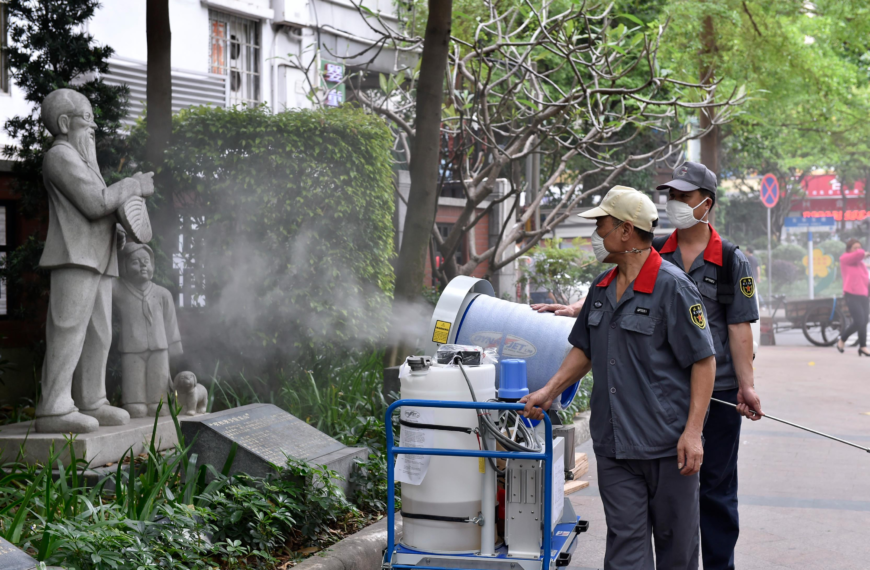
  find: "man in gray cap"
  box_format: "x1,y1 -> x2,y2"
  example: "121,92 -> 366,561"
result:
654,161 -> 762,570
522,186 -> 716,570
35,88 -> 154,433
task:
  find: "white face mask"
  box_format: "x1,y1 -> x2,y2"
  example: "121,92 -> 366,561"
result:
666,198 -> 710,229
590,228 -> 613,262
591,221 -> 650,263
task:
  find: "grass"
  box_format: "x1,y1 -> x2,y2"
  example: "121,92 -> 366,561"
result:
209,350 -> 392,446
0,395 -> 385,569
209,349 -> 400,515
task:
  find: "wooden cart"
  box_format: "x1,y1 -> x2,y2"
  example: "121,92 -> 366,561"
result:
781,297 -> 851,346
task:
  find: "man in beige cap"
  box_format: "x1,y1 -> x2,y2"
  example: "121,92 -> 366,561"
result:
521,186 -> 716,570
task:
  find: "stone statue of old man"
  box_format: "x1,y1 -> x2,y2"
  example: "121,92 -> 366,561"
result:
35,88 -> 154,433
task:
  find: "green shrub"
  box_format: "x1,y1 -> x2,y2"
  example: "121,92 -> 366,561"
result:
771,243 -> 806,264
819,239 -> 846,259
517,239 -> 606,304
151,105 -> 395,376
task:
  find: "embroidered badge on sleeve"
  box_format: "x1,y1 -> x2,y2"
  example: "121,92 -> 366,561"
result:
690,304 -> 706,329
740,277 -> 755,298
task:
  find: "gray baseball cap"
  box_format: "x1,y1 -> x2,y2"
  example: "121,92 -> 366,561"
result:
656,161 -> 718,195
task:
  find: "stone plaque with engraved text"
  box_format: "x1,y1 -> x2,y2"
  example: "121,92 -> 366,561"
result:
180,404 -> 368,494
202,405 -> 345,465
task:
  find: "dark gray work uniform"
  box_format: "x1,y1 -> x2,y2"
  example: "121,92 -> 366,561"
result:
569,248 -> 715,570
658,228 -> 759,570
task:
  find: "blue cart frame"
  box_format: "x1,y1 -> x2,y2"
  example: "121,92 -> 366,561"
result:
384,399 -> 559,570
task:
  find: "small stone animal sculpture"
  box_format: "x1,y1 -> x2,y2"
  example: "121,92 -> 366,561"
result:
172,371 -> 208,416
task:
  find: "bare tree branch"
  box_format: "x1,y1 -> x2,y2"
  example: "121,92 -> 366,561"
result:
332,0 -> 745,284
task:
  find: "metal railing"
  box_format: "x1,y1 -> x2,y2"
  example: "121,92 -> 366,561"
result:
384,399 -> 555,570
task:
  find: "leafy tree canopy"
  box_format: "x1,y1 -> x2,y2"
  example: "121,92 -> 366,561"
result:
651,0 -> 870,240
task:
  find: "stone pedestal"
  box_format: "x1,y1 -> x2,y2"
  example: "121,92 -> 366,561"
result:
0,416 -> 178,466
181,404 -> 368,495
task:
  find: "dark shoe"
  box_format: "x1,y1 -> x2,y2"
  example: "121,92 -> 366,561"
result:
860,348 -> 870,357
837,338 -> 845,353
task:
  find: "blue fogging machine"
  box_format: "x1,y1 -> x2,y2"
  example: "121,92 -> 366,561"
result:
383,398 -> 589,570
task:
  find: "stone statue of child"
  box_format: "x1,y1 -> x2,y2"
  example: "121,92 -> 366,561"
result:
114,243 -> 182,417
36,88 -> 154,433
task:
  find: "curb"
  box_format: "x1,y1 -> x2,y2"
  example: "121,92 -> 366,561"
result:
294,514 -> 403,570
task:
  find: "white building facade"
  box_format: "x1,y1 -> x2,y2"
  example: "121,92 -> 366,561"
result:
0,0 -> 408,147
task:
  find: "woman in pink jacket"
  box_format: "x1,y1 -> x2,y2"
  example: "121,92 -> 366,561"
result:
837,238 -> 870,356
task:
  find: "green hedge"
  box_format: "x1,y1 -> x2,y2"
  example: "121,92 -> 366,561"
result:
159,105 -> 395,373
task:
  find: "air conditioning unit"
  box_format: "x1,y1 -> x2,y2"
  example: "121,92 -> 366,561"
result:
273,0 -> 309,26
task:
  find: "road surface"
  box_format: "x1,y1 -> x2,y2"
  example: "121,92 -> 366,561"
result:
567,342 -> 870,569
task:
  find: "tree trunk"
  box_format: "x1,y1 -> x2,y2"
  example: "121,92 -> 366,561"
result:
146,0 -> 176,288
699,15 -> 719,227
146,0 -> 172,166
385,0 -> 452,366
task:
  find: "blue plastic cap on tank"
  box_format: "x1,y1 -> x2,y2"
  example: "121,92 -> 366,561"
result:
499,359 -> 529,400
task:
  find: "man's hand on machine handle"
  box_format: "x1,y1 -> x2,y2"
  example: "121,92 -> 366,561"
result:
519,388 -> 554,421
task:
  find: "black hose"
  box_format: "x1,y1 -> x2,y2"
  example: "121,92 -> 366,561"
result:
455,359 -> 541,473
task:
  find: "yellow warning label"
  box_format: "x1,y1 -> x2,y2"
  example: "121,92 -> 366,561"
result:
432,320 -> 451,344
479,457 -> 486,473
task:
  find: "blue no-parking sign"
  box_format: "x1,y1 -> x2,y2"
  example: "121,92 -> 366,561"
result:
760,174 -> 779,208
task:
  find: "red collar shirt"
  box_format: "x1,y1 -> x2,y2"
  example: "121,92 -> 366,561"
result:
658,228 -> 760,392
568,249 -> 715,460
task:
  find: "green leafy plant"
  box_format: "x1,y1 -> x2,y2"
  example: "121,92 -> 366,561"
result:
200,475 -> 295,554
142,105 -> 395,378
0,397 -> 388,568
517,239 -> 606,304
209,349 -> 401,517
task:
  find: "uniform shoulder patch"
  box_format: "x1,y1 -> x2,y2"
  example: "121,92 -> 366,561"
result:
690,304 -> 706,329
740,277 -> 755,298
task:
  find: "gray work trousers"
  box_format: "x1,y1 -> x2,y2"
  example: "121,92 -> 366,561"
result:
597,454 -> 700,570
36,268 -> 112,417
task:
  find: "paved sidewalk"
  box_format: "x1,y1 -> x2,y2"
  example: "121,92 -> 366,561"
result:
567,344 -> 870,570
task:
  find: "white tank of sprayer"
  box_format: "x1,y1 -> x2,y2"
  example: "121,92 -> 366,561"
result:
425,276 -> 578,410
399,359 -> 496,553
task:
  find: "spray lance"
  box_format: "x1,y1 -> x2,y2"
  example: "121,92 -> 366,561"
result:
711,398 -> 870,454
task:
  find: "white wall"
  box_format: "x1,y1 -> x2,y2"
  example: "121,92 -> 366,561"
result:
1,0 -> 406,149
0,82 -> 31,149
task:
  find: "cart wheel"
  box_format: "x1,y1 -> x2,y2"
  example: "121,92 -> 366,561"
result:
802,306 -> 848,346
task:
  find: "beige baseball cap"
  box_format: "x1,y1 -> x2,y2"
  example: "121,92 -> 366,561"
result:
578,185 -> 659,232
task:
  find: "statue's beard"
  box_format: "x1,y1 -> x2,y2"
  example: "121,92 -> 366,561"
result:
69,127 -> 99,170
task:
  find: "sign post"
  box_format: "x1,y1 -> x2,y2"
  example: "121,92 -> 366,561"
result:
783,216 -> 837,299
760,174 -> 780,306
808,230 -> 814,299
